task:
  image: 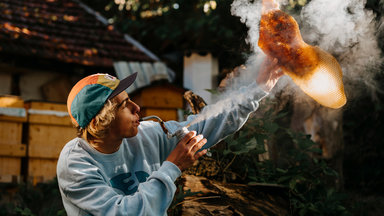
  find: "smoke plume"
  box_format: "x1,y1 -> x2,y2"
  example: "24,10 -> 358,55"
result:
231,0 -> 382,97
190,0 -> 383,125
300,0 -> 383,98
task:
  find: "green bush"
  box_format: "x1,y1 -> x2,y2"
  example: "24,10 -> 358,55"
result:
206,106 -> 350,215
0,178 -> 65,216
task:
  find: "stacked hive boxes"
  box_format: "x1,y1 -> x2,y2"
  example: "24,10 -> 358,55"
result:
0,97 -> 76,184
131,84 -> 185,121
25,101 -> 76,184
0,96 -> 27,183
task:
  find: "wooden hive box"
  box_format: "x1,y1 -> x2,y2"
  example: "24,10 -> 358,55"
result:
25,101 -> 76,184
0,96 -> 27,183
131,82 -> 186,121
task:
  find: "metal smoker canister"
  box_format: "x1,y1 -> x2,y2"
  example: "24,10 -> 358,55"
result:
173,127 -> 190,140
173,127 -> 212,157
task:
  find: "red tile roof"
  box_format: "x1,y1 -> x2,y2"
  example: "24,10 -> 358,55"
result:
0,0 -> 154,67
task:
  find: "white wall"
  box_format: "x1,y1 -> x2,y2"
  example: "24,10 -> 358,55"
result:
19,72 -> 58,101
183,52 -> 218,104
0,73 -> 12,95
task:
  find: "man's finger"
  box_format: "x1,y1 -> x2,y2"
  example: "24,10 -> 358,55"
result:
194,149 -> 207,160
276,68 -> 284,76
190,138 -> 207,154
186,135 -> 204,150
179,131 -> 196,146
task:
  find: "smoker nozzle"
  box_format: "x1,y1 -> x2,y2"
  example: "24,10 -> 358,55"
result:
139,115 -> 187,139
140,115 -> 211,156
139,115 -> 162,122
139,115 -> 171,137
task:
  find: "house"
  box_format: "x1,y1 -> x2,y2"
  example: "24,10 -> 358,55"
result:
0,0 -> 184,183
0,0 -> 175,103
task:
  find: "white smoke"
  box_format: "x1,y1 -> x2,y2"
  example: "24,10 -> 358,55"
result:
189,53 -> 266,126
230,0 -> 382,99
190,0 -> 383,125
230,0 -> 262,53
300,0 -> 383,98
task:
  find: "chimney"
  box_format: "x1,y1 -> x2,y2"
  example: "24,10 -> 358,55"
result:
183,52 -> 219,104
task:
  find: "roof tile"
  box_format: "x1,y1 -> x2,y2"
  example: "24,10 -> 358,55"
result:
0,0 -> 154,67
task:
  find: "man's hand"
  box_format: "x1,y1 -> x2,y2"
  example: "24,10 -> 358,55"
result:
256,57 -> 284,92
166,131 -> 207,171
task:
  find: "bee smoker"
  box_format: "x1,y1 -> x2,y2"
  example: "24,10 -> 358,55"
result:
172,126 -> 190,140
139,115 -> 191,140
139,115 -> 172,137
139,115 -> 211,156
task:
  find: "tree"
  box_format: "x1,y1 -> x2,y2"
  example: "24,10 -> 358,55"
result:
81,0 -> 251,74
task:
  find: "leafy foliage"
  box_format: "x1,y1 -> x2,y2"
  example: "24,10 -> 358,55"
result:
81,0 -> 251,74
342,77 -> 384,195
168,183 -> 203,216
205,105 -> 350,215
0,179 -> 65,216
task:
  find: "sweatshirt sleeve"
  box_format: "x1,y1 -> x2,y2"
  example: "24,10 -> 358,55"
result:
164,82 -> 268,150
58,152 -> 181,216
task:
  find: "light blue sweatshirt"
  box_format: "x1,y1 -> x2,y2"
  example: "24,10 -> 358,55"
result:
57,82 -> 267,216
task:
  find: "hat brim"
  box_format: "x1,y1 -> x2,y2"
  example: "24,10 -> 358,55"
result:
108,72 -> 138,99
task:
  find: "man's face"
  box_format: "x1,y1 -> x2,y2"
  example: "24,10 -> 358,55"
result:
110,91 -> 141,138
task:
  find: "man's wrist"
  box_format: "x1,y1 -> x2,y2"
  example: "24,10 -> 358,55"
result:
162,161 -> 182,181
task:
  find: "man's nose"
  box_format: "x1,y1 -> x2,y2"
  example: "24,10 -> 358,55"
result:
133,102 -> 140,113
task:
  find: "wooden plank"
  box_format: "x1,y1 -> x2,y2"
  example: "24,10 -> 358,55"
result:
28,114 -> 72,126
0,175 -> 22,183
28,158 -> 58,184
0,144 -> 26,157
0,157 -> 21,183
0,115 -> 27,122
132,85 -> 184,108
0,96 -> 24,108
26,101 -> 67,111
0,100 -> 24,183
142,108 -> 178,121
28,124 -> 76,158
26,101 -> 73,126
0,121 -> 23,144
141,86 -> 183,108
0,96 -> 26,122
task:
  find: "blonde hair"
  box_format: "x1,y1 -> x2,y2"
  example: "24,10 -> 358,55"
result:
76,98 -> 119,144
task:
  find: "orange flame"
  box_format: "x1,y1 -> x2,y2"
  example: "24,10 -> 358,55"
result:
258,0 -> 346,109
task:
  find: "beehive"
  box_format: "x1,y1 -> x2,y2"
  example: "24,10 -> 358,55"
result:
131,83 -> 185,121
25,101 -> 76,184
0,96 -> 27,183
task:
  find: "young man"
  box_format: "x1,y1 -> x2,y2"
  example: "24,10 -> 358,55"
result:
57,58 -> 282,215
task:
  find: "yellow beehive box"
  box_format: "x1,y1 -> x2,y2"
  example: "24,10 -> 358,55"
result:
25,101 -> 76,184
131,83 -> 185,121
0,96 -> 27,183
